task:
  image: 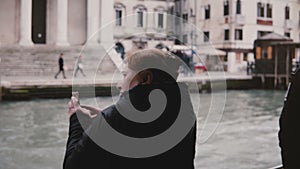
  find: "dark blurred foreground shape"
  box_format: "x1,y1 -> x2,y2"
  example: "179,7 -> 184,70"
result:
63,83 -> 196,169
279,67 -> 300,169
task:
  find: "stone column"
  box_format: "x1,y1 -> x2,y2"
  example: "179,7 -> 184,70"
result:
99,0 -> 123,71
86,0 -> 100,45
19,0 -> 33,45
227,52 -> 237,73
99,0 -> 114,49
229,0 -> 235,43
56,0 -> 69,46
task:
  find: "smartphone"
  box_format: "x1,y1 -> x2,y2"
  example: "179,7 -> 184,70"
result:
72,91 -> 80,104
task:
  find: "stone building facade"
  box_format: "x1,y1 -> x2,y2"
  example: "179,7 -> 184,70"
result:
0,0 -> 183,77
0,0 -> 177,52
0,0 -> 115,47
188,0 -> 300,72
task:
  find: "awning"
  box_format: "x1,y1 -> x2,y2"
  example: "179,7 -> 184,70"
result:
132,35 -> 148,42
196,47 -> 226,56
170,45 -> 226,56
170,45 -> 191,50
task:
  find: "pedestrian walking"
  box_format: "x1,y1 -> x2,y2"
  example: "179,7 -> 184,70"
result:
74,55 -> 86,77
246,61 -> 250,75
54,53 -> 66,79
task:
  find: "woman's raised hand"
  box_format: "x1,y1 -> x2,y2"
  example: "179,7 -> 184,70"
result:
68,96 -> 98,118
68,96 -> 80,117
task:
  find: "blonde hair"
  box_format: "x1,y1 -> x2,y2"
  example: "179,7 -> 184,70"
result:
125,48 -> 180,82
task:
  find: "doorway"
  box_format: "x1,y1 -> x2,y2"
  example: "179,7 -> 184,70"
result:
32,0 -> 47,44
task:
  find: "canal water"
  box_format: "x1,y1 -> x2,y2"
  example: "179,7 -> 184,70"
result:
0,90 -> 284,169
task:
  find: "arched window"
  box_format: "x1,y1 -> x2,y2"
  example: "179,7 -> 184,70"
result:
134,5 -> 147,27
114,3 -> 126,26
285,6 -> 290,20
236,0 -> 241,14
224,0 -> 229,16
257,2 -> 264,17
154,6 -> 166,29
205,5 -> 211,19
266,3 -> 272,18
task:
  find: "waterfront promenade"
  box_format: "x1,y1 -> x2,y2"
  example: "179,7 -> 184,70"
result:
0,71 -> 252,100
1,71 -> 251,86
0,45 -> 256,100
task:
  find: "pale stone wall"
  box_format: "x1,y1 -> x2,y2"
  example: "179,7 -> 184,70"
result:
193,0 -> 300,72
196,0 -> 300,48
287,0 -> 300,41
67,0 -> 87,45
113,0 -> 173,40
0,0 -> 19,44
0,0 -> 174,48
46,0 -> 57,45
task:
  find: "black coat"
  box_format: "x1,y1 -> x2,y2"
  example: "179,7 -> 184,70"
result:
63,83 -> 196,169
59,57 -> 64,71
279,68 -> 300,168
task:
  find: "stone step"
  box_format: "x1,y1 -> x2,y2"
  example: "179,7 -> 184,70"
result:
0,46 -> 119,78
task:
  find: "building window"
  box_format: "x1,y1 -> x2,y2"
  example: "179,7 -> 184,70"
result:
236,0 -> 241,14
155,6 -> 166,29
224,29 -> 229,40
266,4 -> 272,18
257,3 -> 272,18
235,29 -> 243,40
158,13 -> 164,28
267,46 -> 272,60
285,32 -> 290,38
256,47 -> 261,60
299,11 -> 300,27
243,53 -> 248,61
183,34 -> 188,44
236,52 -> 242,63
137,11 -> 143,27
170,6 -> 174,15
205,5 -> 210,19
182,13 -> 188,22
257,3 -> 264,17
285,6 -> 290,20
257,3 -> 273,25
204,31 -> 209,42
262,48 -> 267,59
116,9 -> 122,26
224,0 -> 229,16
134,5 -> 147,28
114,3 -> 125,26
